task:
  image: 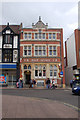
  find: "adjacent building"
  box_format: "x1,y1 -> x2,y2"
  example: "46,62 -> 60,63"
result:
65,29 -> 80,86
20,17 -> 65,87
0,23 -> 21,86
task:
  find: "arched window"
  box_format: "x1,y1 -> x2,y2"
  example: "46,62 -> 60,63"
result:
24,65 -> 27,69
28,65 -> 31,69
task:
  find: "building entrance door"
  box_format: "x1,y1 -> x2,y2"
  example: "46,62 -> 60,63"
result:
24,71 -> 31,84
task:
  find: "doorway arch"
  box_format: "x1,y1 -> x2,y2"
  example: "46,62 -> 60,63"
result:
24,71 -> 31,84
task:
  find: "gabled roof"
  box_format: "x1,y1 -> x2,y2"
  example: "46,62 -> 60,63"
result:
32,16 -> 48,29
0,24 -> 20,34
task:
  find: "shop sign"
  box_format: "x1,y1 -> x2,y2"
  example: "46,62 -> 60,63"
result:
0,75 -> 6,83
23,58 -> 60,63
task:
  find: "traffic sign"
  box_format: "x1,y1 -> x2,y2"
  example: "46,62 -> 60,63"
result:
60,71 -> 63,75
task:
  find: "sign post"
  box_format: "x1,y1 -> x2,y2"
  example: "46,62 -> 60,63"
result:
60,71 -> 63,87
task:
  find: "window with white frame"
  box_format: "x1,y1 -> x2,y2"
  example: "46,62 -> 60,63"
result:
53,33 -> 56,39
35,65 -> 46,78
24,46 -> 32,56
24,33 -> 27,39
49,46 -> 57,56
28,33 -> 31,39
35,46 -> 46,56
49,33 -> 52,39
53,65 -> 57,77
50,65 -> 52,77
35,33 -> 38,39
43,33 -> 45,39
50,65 -> 57,78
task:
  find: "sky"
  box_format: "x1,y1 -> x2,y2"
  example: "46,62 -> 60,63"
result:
0,0 -> 79,47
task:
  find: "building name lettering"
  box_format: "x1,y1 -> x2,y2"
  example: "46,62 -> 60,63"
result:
22,58 -> 59,62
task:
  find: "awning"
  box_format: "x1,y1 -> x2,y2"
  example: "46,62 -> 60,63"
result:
0,64 -> 17,69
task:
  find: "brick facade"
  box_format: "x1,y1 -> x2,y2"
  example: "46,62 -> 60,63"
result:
20,17 -> 65,88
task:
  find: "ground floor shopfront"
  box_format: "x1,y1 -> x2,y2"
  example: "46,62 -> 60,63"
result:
0,63 -> 19,86
20,62 -> 62,87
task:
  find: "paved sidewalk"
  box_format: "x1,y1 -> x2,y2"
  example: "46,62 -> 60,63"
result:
2,95 -> 78,118
0,86 -> 72,90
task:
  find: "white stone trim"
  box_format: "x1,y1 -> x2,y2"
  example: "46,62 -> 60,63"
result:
48,44 -> 58,57
23,44 -> 32,57
34,44 -> 47,57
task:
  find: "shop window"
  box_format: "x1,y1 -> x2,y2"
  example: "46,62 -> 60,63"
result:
35,70 -> 38,76
35,65 -> 46,78
13,76 -> 16,85
50,70 -> 53,77
8,75 -> 16,86
54,65 -> 57,77
37,81 -> 44,86
43,70 -> 46,76
39,70 -> 42,77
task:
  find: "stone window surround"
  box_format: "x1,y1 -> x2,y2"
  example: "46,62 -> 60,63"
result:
48,44 -> 57,57
34,44 -> 47,56
34,64 -> 46,78
23,31 -> 60,41
23,44 -> 32,57
49,64 -> 58,78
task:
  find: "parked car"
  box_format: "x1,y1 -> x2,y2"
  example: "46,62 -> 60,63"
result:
72,80 -> 80,95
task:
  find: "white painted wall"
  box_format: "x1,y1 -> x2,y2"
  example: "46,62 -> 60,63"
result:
0,36 -> 2,48
0,50 -> 2,62
67,33 -> 77,67
13,36 -> 18,48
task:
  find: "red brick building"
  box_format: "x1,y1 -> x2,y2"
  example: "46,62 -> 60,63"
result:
20,17 -> 65,88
